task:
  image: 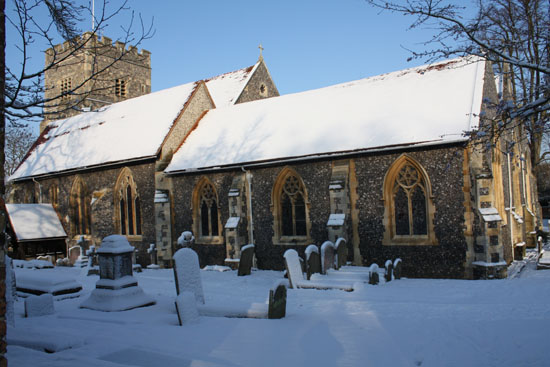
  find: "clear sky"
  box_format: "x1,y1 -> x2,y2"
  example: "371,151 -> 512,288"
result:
6,0 -> 470,132
127,0 -> 439,94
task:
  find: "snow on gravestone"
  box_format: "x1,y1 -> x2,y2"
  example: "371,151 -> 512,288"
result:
385,260 -> 393,282
24,293 -> 54,318
172,248 -> 205,304
80,235 -> 155,312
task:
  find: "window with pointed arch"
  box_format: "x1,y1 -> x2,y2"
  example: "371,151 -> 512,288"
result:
114,168 -> 142,238
70,177 -> 91,237
271,168 -> 311,245
383,156 -> 437,246
193,178 -> 223,244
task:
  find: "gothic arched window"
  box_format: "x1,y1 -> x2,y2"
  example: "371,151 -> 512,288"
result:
271,168 -> 311,245
383,155 -> 437,246
70,176 -> 91,237
193,178 -> 223,244
114,168 -> 142,236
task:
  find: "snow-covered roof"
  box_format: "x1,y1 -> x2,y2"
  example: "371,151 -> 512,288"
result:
166,56 -> 486,173
205,62 -> 259,108
10,62 -> 261,181
10,82 -> 199,180
6,204 -> 67,241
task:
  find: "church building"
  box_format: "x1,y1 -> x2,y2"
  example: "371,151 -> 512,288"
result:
8,37 -> 538,279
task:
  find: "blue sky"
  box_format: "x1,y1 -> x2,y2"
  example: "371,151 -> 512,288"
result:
6,0 -> 471,131
128,0 -> 439,94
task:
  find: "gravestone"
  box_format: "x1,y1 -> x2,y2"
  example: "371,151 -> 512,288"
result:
86,246 -> 99,276
73,236 -> 89,268
384,260 -> 393,282
305,244 -> 321,280
369,264 -> 379,285
68,246 -> 80,265
25,294 -> 54,317
335,238 -> 348,269
268,282 -> 287,319
238,244 -> 254,276
172,248 -> 205,304
393,258 -> 402,280
80,235 -> 155,311
321,241 -> 336,274
147,243 -> 159,269
175,291 -> 200,325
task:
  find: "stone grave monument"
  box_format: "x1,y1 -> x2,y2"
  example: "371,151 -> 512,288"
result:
80,235 -> 155,311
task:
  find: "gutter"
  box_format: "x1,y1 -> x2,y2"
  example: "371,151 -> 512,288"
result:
166,138 -> 469,176
10,155 -> 158,183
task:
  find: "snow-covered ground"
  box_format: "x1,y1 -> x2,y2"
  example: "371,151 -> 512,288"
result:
7,254 -> 550,367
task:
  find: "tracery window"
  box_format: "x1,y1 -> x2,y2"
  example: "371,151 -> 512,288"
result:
280,175 -> 307,236
198,181 -> 220,237
192,178 -> 222,244
271,168 -> 311,245
70,177 -> 91,237
115,168 -> 142,236
383,155 -> 436,246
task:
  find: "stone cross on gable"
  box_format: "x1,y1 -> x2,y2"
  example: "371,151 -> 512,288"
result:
258,43 -> 264,59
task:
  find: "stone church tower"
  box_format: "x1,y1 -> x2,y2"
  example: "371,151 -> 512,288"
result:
41,32 -> 151,132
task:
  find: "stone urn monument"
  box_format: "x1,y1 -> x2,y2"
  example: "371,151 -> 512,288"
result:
80,235 -> 155,311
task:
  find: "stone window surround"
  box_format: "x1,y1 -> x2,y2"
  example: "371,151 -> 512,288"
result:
382,154 -> 438,246
70,175 -> 91,238
270,167 -> 312,246
114,167 -> 143,240
192,177 -> 224,245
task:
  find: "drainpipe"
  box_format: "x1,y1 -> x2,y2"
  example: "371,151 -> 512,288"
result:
241,166 -> 256,268
32,178 -> 42,203
507,152 -> 514,257
241,167 -> 254,245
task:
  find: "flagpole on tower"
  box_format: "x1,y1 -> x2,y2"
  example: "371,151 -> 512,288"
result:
92,0 -> 95,31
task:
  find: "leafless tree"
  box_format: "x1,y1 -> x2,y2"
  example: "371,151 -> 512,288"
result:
366,0 -> 549,168
5,123 -> 35,182
0,2 -> 152,360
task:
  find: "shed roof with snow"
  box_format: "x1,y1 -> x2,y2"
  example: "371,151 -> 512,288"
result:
165,56 -> 486,173
10,62 -> 261,181
6,204 -> 67,241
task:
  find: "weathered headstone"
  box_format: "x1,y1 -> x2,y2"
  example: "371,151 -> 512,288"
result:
68,246 -> 81,265
268,282 -> 287,319
25,294 -> 54,317
73,236 -> 89,268
335,238 -> 348,269
132,248 -> 142,273
321,241 -> 336,274
393,258 -> 402,280
147,243 -> 159,269
86,246 -> 99,276
175,291 -> 200,325
80,235 -> 155,311
305,244 -> 321,280
369,264 -> 380,285
384,259 -> 393,282
172,248 -> 205,304
238,244 -> 254,276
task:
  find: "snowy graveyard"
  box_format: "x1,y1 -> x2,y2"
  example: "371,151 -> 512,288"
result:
6,250 -> 550,367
